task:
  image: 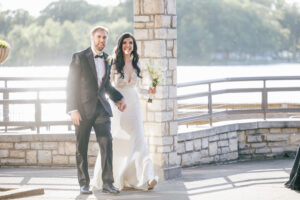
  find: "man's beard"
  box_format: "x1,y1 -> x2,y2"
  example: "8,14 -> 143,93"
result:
94,43 -> 105,52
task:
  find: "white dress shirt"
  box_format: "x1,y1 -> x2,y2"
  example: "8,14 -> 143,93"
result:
91,47 -> 106,88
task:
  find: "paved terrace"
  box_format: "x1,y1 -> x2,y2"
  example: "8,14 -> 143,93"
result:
0,158 -> 299,200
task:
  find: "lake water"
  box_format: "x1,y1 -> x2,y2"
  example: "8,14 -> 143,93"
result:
0,63 -> 300,129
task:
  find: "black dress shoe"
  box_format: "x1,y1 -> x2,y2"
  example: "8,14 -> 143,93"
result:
102,183 -> 120,194
80,185 -> 92,194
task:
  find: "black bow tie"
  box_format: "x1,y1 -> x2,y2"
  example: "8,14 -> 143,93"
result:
95,54 -> 104,58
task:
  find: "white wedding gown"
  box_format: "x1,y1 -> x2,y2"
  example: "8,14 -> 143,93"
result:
91,64 -> 157,190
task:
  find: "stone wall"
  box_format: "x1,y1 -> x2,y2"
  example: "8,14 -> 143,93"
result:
1,121 -> 300,167
177,120 -> 300,167
0,134 -> 98,166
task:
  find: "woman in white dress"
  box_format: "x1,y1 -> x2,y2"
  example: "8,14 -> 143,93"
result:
91,32 -> 158,191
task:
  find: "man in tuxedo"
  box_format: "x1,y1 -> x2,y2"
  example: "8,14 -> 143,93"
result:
67,26 -> 126,195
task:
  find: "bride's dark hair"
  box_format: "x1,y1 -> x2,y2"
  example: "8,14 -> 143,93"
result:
113,32 -> 142,79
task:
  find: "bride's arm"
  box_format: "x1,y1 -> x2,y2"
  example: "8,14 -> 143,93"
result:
136,62 -> 150,97
136,77 -> 149,95
110,63 -> 117,87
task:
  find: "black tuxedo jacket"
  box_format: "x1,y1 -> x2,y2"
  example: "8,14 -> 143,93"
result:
66,47 -> 123,119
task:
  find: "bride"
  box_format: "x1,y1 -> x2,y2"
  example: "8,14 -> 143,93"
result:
91,32 -> 158,191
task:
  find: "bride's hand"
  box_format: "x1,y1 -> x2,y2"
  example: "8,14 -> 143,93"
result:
149,87 -> 156,94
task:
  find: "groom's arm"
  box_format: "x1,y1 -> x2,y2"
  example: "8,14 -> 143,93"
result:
104,65 -> 126,111
104,65 -> 123,103
66,53 -> 81,113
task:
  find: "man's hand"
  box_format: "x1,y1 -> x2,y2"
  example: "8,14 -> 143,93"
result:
115,98 -> 126,112
70,111 -> 82,126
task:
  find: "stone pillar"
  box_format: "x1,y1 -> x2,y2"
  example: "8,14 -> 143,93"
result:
134,0 -> 181,180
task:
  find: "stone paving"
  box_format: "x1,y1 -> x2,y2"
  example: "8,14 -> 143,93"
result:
0,159 -> 299,200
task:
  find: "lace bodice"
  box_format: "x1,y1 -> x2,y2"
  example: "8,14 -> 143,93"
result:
110,64 -> 148,94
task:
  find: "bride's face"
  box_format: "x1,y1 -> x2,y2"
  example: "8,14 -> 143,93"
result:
122,37 -> 134,56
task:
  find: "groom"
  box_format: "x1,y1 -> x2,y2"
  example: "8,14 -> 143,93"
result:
67,26 -> 126,195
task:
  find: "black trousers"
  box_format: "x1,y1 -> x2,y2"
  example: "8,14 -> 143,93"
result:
75,102 -> 113,187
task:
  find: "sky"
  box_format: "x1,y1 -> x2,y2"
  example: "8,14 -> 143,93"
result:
0,0 -> 299,16
0,0 -> 122,16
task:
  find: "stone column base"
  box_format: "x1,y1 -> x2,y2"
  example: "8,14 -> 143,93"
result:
154,165 -> 182,180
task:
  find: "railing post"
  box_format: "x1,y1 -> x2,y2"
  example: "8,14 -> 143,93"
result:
3,80 -> 9,132
262,80 -> 268,120
208,83 -> 213,126
35,91 -> 41,134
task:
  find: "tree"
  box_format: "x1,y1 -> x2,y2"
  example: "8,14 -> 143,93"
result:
281,3 -> 300,60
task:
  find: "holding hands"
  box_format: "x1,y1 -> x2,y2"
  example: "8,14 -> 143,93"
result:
116,98 -> 126,112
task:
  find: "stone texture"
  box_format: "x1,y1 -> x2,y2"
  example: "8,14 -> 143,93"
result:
43,142 -> 58,150
0,150 -> 9,158
143,0 -> 165,14
155,15 -> 171,28
202,138 -> 209,149
134,29 -> 149,40
169,151 -> 181,166
53,155 -> 68,165
15,142 -> 29,150
69,156 -> 76,165
144,122 -> 167,136
143,40 -> 166,58
176,142 -> 185,154
1,158 -> 25,165
0,143 -> 13,149
172,16 -> 177,28
282,128 -> 298,134
26,150 -> 37,164
255,148 -> 271,154
265,135 -> 289,142
218,140 -> 229,147
185,141 -> 193,152
154,29 -> 168,39
65,142 -> 76,155
10,150 -> 25,158
149,136 -> 173,145
229,138 -> 238,151
157,145 -> 172,153
31,142 -> 43,150
38,150 -> 52,164
152,153 -> 168,167
193,139 -> 201,150
58,142 -> 65,154
209,135 -> 219,142
155,111 -> 173,122
167,0 -> 176,15
209,142 -> 218,156
135,15 -> 150,22
88,142 -> 99,156
134,0 -> 140,15
182,153 -> 193,166
247,135 -> 263,143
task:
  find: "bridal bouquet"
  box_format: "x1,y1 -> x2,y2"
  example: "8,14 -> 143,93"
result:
147,64 -> 164,103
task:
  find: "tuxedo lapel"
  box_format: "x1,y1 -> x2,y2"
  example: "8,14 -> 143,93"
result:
85,47 -> 98,84
99,53 -> 110,91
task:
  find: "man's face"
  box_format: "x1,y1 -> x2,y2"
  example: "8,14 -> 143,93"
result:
91,30 -> 108,52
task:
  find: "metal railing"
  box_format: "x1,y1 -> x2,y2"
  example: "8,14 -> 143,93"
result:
0,77 -> 72,133
2,76 -> 300,133
176,76 -> 300,126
